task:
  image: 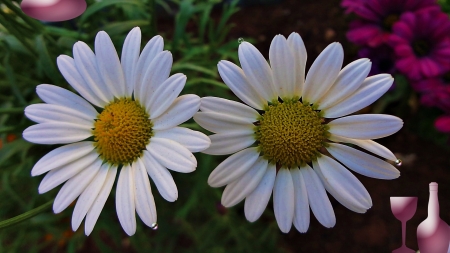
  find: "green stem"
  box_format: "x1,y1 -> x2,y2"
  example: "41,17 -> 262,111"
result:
0,200 -> 53,229
148,0 -> 157,37
0,126 -> 15,133
0,107 -> 25,114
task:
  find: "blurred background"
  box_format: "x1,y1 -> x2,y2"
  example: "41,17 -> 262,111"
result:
0,0 -> 450,252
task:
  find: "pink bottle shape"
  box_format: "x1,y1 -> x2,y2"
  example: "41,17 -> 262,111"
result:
417,182 -> 450,253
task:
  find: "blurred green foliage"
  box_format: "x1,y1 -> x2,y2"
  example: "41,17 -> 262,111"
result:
0,0 -> 285,252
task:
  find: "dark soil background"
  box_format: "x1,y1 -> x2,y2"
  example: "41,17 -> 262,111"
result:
225,0 -> 450,252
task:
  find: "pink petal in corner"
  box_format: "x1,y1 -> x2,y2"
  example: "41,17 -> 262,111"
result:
21,0 -> 86,22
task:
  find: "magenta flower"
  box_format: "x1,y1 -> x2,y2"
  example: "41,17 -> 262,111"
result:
358,45 -> 396,76
388,9 -> 450,81
435,115 -> 450,133
345,0 -> 439,47
413,75 -> 450,111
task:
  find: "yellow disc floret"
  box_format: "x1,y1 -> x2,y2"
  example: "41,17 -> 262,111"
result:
255,99 -> 328,168
93,98 -> 152,165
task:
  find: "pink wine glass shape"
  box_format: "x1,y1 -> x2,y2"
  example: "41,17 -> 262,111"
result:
21,0 -> 86,22
391,197 -> 418,253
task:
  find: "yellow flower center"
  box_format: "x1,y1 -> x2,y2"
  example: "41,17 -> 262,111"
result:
92,98 -> 152,165
255,98 -> 328,168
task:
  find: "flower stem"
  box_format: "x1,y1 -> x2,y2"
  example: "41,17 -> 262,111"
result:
0,200 -> 53,229
148,0 -> 157,37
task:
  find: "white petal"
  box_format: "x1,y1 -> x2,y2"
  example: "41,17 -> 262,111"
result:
152,94 -> 200,130
317,58 -> 371,109
303,42 -> 343,104
273,168 -> 294,233
244,164 -> 276,222
73,41 -> 113,103
218,60 -> 266,110
95,31 -> 126,98
322,74 -> 394,118
203,130 -> 255,155
121,27 -> 141,97
290,168 -> 310,233
38,151 -> 99,193
193,111 -> 255,133
221,157 -> 268,207
299,164 -> 335,228
36,84 -> 98,118
143,151 -> 178,202
287,32 -> 306,95
239,42 -> 277,100
23,122 -> 92,145
138,51 -> 172,107
328,114 -> 403,139
85,165 -> 117,236
53,158 -> 102,213
326,142 -> 400,179
31,141 -> 95,176
147,74 -> 186,119
208,147 -> 259,187
329,134 -> 397,161
56,55 -> 105,107
134,158 -> 157,228
116,164 -> 136,236
25,104 -> 94,126
269,35 -> 296,99
200,97 -> 260,121
134,35 -> 164,94
153,127 -> 210,153
72,163 -> 110,232
314,155 -> 372,211
147,137 -> 197,173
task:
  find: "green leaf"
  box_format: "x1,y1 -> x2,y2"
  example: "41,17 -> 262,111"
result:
100,20 -> 149,37
35,35 -> 59,83
0,200 -> 53,229
78,0 -> 145,24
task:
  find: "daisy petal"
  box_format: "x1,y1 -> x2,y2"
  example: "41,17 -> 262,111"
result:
193,111 -> 255,133
116,164 -> 136,236
208,147 -> 259,187
290,168 -> 310,233
72,163 -> 110,232
147,74 -> 186,119
73,41 -> 112,103
38,151 -> 99,194
317,58 -> 371,109
85,165 -> 117,236
23,122 -> 92,145
153,127 -> 210,153
121,27 -> 141,97
36,84 -> 98,118
147,137 -> 197,173
329,134 -> 397,161
221,157 -> 268,207
326,143 -> 400,179
203,130 -> 255,155
218,60 -> 266,109
134,158 -> 157,228
139,51 -> 172,107
56,55 -> 104,107
273,168 -> 294,233
269,35 -> 296,99
143,151 -> 178,202
303,42 -> 343,104
299,164 -> 335,228
287,32 -> 306,95
314,155 -> 372,211
200,97 -> 260,121
244,164 -> 276,222
239,42 -> 277,100
152,94 -> 200,130
323,74 -> 393,118
134,35 -> 164,96
328,114 -> 403,139
31,141 -> 94,176
25,103 -> 94,126
53,158 -> 102,213
95,31 -> 126,98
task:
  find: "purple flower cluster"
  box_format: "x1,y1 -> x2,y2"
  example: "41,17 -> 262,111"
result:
343,0 -> 450,133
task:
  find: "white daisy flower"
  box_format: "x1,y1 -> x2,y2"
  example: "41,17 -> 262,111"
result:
23,27 -> 210,236
193,33 -> 402,233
